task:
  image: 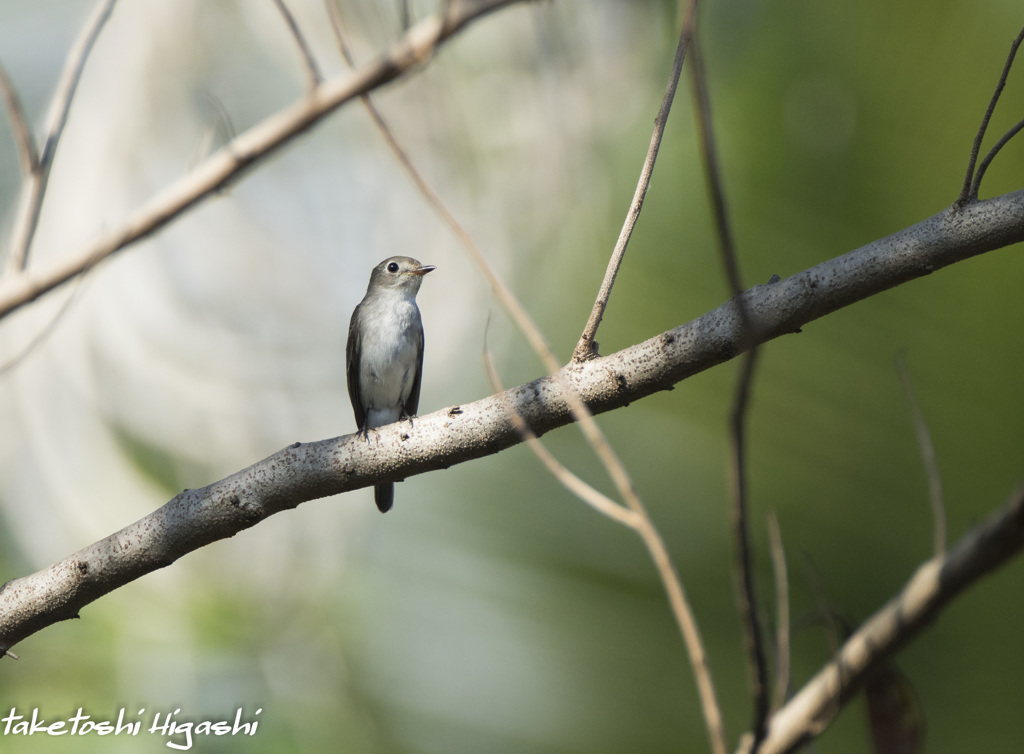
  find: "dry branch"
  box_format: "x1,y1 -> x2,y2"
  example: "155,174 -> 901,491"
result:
2,187 -> 1023,654
0,0 -> 527,320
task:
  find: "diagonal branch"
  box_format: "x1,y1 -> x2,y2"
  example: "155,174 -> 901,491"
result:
2,186 -> 1023,655
6,0 -> 118,273
0,0 -> 529,321
0,60 -> 38,176
571,0 -> 698,363
738,484 -> 1024,754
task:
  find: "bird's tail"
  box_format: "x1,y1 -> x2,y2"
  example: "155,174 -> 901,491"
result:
374,483 -> 394,513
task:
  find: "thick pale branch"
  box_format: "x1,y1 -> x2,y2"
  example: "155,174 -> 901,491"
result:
740,484 -> 1024,754
0,0 -> 526,320
1,189 -> 1023,652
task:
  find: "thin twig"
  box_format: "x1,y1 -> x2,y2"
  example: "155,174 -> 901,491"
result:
6,0 -> 117,273
398,0 -> 411,32
689,29 -> 770,747
0,273 -> 87,377
326,7 -> 727,751
271,0 -> 323,90
971,114 -> 1024,201
766,511 -> 790,715
0,60 -> 38,176
729,348 -> 769,744
571,2 -> 698,363
482,345 -> 640,528
188,92 -> 238,171
956,25 -> 1024,206
896,354 -> 946,558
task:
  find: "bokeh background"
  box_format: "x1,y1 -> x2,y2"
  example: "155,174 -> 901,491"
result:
1,0 -> 1022,751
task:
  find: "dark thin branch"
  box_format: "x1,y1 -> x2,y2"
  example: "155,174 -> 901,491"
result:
897,354 -> 946,558
956,25 -> 1024,206
688,31 -> 770,747
6,0 -> 117,273
971,114 -> 1024,201
270,0 -> 323,90
571,0 -> 698,363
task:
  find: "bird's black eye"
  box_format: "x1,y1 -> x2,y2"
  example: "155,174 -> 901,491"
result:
387,261 -> 400,273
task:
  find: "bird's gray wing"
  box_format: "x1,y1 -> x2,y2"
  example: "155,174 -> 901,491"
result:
346,305 -> 366,429
404,313 -> 425,417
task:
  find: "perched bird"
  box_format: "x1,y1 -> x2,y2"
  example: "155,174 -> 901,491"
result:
346,256 -> 435,512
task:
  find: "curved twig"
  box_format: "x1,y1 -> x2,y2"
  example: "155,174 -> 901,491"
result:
271,0 -> 323,90
897,354 -> 946,558
971,114 -> 1024,201
956,25 -> 1024,206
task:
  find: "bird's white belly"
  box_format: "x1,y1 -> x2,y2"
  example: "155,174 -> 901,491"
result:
358,306 -> 419,428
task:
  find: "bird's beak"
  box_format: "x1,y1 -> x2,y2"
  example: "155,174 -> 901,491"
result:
410,265 -> 436,276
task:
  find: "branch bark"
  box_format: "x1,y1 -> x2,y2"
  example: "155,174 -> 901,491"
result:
2,188 -> 1023,653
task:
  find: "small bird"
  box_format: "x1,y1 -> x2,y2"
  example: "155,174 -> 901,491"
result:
346,256 -> 435,512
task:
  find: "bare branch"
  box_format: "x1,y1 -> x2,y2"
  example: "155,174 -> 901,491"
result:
897,354 -> 946,558
0,0 -> 528,322
740,484 -> 1024,754
0,60 -> 38,176
1,187 -> 1022,674
571,0 -> 698,363
271,0 -> 323,90
956,25 -> 1024,206
6,0 -> 118,273
767,511 -> 790,715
